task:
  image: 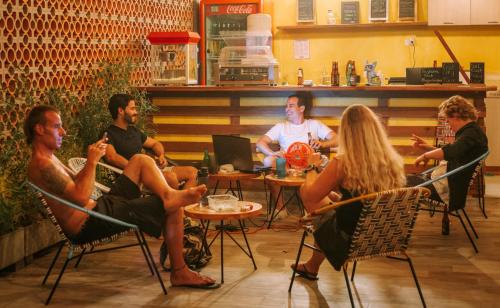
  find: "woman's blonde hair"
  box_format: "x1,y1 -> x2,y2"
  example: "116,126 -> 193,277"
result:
337,104 -> 406,194
439,95 -> 478,121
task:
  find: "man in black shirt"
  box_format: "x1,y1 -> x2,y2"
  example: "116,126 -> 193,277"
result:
411,95 -> 488,210
105,94 -> 198,189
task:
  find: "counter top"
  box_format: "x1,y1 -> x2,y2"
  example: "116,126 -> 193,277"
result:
142,84 -> 497,94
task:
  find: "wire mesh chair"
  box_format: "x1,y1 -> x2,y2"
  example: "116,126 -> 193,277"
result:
415,151 -> 489,253
68,157 -> 123,194
27,181 -> 166,305
289,187 -> 430,308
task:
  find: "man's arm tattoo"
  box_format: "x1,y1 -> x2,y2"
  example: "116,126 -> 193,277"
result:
40,164 -> 71,195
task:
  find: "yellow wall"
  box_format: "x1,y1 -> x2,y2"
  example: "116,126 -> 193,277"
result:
264,0 -> 500,85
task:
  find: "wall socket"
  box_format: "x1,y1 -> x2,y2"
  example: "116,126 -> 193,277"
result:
405,36 -> 416,46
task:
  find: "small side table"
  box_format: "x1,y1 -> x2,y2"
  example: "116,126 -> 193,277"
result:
184,202 -> 262,283
265,174 -> 305,229
209,172 -> 259,200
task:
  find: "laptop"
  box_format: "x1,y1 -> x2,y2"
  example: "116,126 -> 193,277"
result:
212,135 -> 268,174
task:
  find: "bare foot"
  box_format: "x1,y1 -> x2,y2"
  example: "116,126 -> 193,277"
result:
163,184 -> 207,211
170,265 -> 216,287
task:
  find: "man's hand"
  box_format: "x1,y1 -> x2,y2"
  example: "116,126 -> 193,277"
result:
309,139 -> 322,150
87,139 -> 107,165
273,151 -> 284,158
411,134 -> 429,150
414,153 -> 430,167
157,155 -> 167,168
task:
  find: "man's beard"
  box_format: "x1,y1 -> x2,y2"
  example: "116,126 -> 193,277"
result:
124,114 -> 136,124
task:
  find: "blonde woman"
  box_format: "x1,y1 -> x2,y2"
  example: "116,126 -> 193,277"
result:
293,104 -> 406,279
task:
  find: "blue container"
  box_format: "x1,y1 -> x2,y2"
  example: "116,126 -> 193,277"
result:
276,157 -> 286,178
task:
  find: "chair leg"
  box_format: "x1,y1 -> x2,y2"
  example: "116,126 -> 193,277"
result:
351,261 -> 357,282
343,264 -> 355,308
455,210 -> 479,253
134,231 -> 154,275
139,232 -> 167,295
74,246 -> 94,268
405,256 -> 427,308
288,230 -> 307,293
461,209 -> 479,239
42,242 -> 64,285
45,257 -> 71,305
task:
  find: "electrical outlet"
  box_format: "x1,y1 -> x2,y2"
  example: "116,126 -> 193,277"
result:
405,36 -> 416,46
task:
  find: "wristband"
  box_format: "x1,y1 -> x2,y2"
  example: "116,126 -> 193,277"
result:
304,164 -> 320,173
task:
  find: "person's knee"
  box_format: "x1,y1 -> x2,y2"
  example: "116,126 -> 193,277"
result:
263,155 -> 276,168
130,153 -> 155,166
186,166 -> 198,179
163,171 -> 180,188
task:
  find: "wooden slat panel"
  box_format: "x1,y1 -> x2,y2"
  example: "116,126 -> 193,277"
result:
153,97 -> 230,106
156,106 -> 438,118
155,124 -> 436,137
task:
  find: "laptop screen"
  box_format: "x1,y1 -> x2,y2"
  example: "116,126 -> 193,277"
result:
212,135 -> 255,172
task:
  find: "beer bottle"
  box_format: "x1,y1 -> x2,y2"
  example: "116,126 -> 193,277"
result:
331,61 -> 339,86
202,149 -> 211,175
297,68 -> 304,85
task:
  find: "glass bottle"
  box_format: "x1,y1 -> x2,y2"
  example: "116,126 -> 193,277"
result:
331,61 -> 339,86
202,149 -> 211,175
297,68 -> 304,85
327,9 -> 336,25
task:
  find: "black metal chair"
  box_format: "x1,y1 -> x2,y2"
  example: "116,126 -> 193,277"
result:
289,187 -> 430,308
27,181 -> 166,305
415,151 -> 489,253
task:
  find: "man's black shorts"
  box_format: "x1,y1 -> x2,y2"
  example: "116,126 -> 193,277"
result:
71,175 -> 165,244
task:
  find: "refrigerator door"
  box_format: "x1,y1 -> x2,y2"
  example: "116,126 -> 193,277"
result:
201,1 -> 262,85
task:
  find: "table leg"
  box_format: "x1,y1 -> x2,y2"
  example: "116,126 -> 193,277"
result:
294,188 -> 305,216
267,187 -> 284,229
236,180 -> 243,200
212,180 -> 220,195
220,220 -> 224,284
238,220 -> 257,270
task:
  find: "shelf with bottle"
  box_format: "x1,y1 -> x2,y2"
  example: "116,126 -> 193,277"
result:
276,21 -> 428,31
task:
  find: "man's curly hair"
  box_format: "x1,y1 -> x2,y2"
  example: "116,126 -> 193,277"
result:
439,95 -> 478,121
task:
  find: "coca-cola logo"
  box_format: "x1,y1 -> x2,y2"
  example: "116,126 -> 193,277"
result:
226,5 -> 253,14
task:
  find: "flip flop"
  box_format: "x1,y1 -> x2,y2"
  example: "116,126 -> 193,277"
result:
290,263 -> 319,281
173,282 -> 221,290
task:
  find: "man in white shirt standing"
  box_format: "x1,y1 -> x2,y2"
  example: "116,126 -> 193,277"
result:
257,94 -> 337,167
256,94 -> 338,218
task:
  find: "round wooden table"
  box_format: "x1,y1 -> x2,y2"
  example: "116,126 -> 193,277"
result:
184,201 -> 262,283
265,174 -> 306,229
209,172 -> 259,200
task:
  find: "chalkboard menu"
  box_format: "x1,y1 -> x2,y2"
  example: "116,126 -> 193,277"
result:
421,67 -> 442,84
442,62 -> 459,83
341,1 -> 359,24
470,62 -> 485,84
369,0 -> 388,21
398,0 -> 416,21
297,0 -> 315,23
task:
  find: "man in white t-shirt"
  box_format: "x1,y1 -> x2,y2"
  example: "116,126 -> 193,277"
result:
257,94 -> 338,167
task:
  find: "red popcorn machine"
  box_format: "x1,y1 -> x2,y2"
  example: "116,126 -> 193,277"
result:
147,31 -> 200,85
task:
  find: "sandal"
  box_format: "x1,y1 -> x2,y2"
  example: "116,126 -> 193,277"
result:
290,263 -> 319,281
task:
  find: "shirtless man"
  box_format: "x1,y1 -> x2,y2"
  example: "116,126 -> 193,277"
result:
25,105 -> 218,289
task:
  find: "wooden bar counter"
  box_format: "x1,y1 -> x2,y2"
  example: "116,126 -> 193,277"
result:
143,85 -> 496,172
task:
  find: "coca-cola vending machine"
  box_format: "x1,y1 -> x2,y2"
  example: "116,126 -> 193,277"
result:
200,0 -> 263,85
